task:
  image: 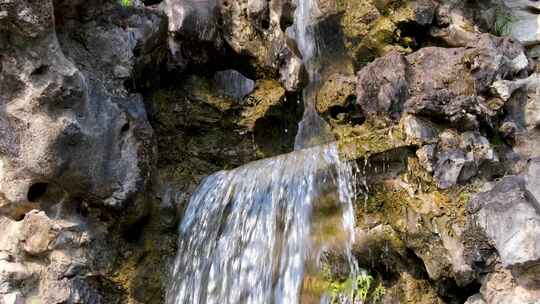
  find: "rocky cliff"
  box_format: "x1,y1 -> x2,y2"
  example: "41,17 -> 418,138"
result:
1,0 -> 540,303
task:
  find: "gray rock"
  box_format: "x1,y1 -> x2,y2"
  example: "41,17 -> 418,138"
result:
401,114 -> 439,145
460,131 -> 498,164
431,131 -> 497,189
434,149 -> 474,189
279,55 -> 307,92
480,265 -> 540,304
0,0 -> 155,219
525,158 -> 540,201
357,35 -> 528,129
356,51 -> 408,119
469,176 -> 540,269
213,70 -> 256,101
465,294 -> 486,304
164,0 -> 218,42
503,0 -> 540,48
163,0 -> 305,91
416,144 -> 436,173
20,211 -> 55,255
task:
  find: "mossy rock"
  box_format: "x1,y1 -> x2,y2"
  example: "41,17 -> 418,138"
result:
336,0 -> 429,68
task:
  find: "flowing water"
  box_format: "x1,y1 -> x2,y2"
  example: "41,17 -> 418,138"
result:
166,144 -> 358,304
293,0 -> 334,150
167,0 -> 360,303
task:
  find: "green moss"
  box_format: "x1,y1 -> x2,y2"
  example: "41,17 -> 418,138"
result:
337,123 -> 407,161
338,0 -> 417,67
358,156 -> 481,233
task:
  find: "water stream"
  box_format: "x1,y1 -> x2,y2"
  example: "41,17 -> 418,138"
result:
166,144 -> 358,304
292,0 -> 334,150
167,0 -> 360,303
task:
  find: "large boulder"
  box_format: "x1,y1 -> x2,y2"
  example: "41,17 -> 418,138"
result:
356,34 -> 528,130
463,160 -> 540,303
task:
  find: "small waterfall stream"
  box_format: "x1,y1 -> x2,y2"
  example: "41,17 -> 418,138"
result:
293,0 -> 335,150
167,1 -> 360,303
166,144 -> 358,304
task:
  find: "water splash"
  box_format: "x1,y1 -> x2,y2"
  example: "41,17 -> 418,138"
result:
166,143 -> 358,304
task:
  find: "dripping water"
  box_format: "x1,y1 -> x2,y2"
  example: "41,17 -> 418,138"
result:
292,0 -> 333,150
292,0 -> 352,150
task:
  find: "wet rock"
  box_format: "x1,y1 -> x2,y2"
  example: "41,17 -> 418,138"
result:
165,0 -> 218,42
163,0 -> 305,90
279,55 -> 307,92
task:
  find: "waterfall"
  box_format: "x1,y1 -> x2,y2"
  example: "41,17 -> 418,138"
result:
166,144 -> 358,304
292,0 -> 335,150
167,1 -> 359,303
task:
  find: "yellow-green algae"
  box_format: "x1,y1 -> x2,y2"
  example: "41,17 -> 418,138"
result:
359,156 -> 480,233
335,0 -> 421,67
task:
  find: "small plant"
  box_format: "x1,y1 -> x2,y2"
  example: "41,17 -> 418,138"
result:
493,8 -> 515,37
371,283 -> 386,304
328,270 -> 386,304
120,0 -> 133,7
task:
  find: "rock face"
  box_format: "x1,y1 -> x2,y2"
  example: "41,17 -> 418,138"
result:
469,176 -> 540,268
351,17 -> 540,303
0,0 -> 156,220
463,159 -> 540,303
164,0 -> 307,91
0,0 -> 165,302
1,0 -> 540,303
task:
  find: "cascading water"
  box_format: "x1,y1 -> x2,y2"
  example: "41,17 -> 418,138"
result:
167,0 -> 360,303
166,144 -> 358,304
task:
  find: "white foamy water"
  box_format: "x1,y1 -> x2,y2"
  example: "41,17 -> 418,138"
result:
166,143 -> 358,304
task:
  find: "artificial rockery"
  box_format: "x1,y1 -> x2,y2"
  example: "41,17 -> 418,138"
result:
1,0 -> 539,303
